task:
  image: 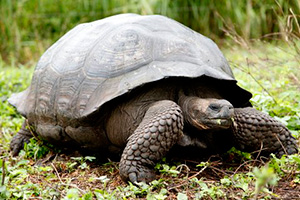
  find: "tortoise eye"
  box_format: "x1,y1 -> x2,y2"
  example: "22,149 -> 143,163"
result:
209,104 -> 220,111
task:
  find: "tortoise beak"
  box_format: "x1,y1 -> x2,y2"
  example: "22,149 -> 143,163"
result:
209,118 -> 233,128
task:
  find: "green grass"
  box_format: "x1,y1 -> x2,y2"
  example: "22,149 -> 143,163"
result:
1,1 -> 300,198
224,41 -> 300,132
1,0 -> 299,65
0,41 -> 299,199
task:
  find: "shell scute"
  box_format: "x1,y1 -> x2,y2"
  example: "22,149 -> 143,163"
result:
9,14 -> 251,123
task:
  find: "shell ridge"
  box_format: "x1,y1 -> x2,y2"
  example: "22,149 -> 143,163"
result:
12,14 -> 252,122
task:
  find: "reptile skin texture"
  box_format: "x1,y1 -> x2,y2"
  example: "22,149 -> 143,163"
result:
119,100 -> 184,183
10,121 -> 33,156
233,107 -> 298,157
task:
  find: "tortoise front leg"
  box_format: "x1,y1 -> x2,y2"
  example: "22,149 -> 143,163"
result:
10,120 -> 33,156
119,100 -> 183,183
232,107 -> 298,157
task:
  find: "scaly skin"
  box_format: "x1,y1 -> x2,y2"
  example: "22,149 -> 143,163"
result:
232,107 -> 298,157
119,100 -> 183,183
10,121 -> 33,156
10,99 -> 298,184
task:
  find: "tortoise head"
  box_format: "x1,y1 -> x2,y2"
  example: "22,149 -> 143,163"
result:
181,97 -> 234,130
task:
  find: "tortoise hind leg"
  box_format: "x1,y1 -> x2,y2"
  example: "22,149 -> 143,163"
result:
119,100 -> 183,183
10,120 -> 33,156
232,107 -> 298,157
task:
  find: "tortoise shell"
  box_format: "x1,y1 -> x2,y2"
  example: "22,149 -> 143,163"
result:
9,14 -> 251,123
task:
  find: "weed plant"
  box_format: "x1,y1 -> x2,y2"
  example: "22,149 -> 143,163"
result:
1,39 -> 299,200
0,0 -> 299,65
0,0 -> 300,199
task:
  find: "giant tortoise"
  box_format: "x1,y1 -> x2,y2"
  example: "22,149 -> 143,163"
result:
9,14 -> 298,183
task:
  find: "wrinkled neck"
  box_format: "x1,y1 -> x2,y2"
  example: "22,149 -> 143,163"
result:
178,91 -> 197,126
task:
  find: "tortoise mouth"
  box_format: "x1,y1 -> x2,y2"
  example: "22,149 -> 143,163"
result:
209,118 -> 232,128
193,118 -> 233,130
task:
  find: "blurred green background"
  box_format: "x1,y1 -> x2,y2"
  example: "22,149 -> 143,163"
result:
0,2 -> 300,199
0,0 -> 299,66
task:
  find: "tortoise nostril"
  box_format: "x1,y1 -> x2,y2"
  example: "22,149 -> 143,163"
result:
221,106 -> 234,118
